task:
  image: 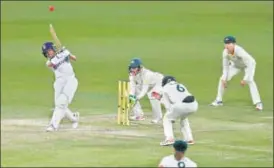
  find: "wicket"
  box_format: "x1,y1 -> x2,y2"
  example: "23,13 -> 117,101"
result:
117,80 -> 130,125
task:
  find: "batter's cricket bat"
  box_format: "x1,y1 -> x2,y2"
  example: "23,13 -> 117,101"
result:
49,24 -> 62,51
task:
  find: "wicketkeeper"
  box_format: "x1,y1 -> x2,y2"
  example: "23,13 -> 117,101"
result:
128,58 -> 164,123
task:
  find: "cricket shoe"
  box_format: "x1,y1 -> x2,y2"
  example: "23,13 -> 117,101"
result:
255,102 -> 263,111
160,138 -> 175,146
46,125 -> 57,132
210,100 -> 223,107
151,119 -> 162,124
72,112 -> 80,129
129,115 -> 145,121
186,140 -> 195,145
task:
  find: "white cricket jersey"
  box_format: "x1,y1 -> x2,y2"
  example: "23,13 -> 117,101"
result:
129,67 -> 164,99
159,155 -> 197,168
222,44 -> 256,80
162,81 -> 192,105
46,49 -> 75,79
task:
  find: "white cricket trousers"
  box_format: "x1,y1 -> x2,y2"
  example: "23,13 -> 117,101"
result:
163,100 -> 198,141
132,84 -> 163,120
216,64 -> 261,104
49,76 -> 78,129
147,84 -> 163,120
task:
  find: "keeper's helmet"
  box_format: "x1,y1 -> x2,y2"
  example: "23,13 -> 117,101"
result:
128,58 -> 142,75
42,42 -> 57,58
162,75 -> 176,87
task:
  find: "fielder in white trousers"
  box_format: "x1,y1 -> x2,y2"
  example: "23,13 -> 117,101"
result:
131,84 -> 163,122
211,36 -> 263,111
128,58 -> 164,123
162,101 -> 198,145
152,76 -> 198,146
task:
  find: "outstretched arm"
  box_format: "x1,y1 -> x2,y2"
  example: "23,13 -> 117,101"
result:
129,75 -> 136,95
222,51 -> 230,81
70,55 -> 77,61
161,91 -> 173,113
46,59 -> 55,68
136,84 -> 149,100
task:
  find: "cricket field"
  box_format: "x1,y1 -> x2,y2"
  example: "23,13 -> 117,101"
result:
1,1 -> 273,167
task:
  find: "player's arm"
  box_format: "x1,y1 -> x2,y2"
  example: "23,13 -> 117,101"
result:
136,73 -> 152,100
46,59 -> 55,67
48,48 -> 71,67
61,48 -> 76,61
69,54 -> 77,61
49,55 -> 62,67
161,91 -> 173,112
221,50 -> 229,81
136,84 -> 149,100
128,76 -> 138,104
129,75 -> 136,95
162,86 -> 176,104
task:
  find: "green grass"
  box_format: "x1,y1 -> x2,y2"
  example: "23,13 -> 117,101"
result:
1,1 -> 273,167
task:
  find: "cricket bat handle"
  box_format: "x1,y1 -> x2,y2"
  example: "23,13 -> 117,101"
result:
49,24 -> 62,51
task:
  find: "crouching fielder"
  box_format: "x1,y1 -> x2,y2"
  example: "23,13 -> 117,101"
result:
158,140 -> 197,168
42,42 -> 79,132
211,36 -> 263,111
128,58 -> 164,123
152,76 -> 198,146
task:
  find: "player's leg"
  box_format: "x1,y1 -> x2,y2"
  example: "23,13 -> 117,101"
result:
147,86 -> 163,124
64,108 -> 80,128
176,100 -> 198,144
244,64 -> 263,110
160,110 -> 176,146
149,98 -> 162,123
211,65 -> 241,106
47,95 -> 68,131
248,81 -> 263,110
129,101 -> 145,120
129,86 -> 145,121
62,76 -> 80,127
180,118 -> 194,144
47,79 -> 66,131
53,78 -> 66,105
160,105 -> 184,146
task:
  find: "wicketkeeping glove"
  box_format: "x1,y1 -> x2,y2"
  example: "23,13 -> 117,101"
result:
129,95 -> 137,104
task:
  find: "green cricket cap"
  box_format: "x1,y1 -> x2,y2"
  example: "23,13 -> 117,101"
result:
224,35 -> 236,44
173,140 -> 188,152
